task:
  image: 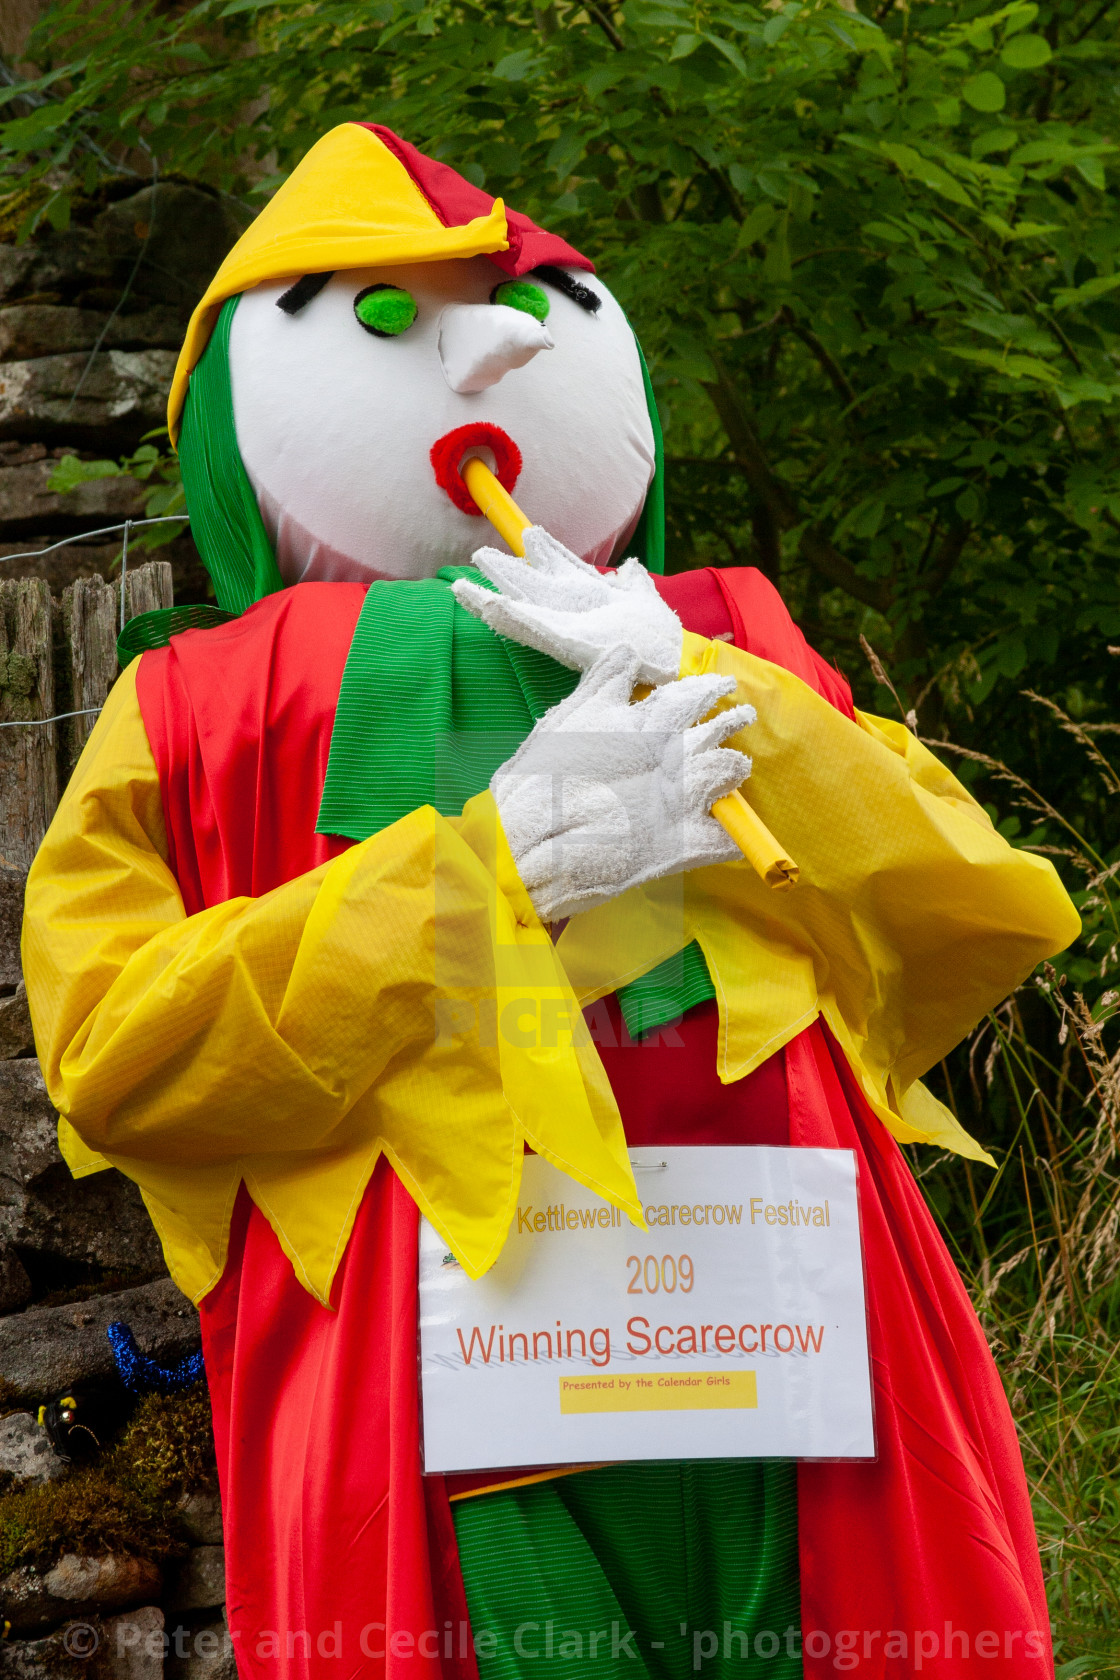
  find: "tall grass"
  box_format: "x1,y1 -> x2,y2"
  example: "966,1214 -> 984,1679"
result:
911,693 -> 1120,1678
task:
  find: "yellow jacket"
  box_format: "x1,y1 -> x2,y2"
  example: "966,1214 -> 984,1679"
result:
22,632 -> 1080,1305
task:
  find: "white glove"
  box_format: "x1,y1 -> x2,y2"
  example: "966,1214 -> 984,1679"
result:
492,646 -> 755,924
452,526 -> 684,686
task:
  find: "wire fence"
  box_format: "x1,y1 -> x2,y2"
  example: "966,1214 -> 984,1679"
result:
0,515 -> 189,732
0,708 -> 102,730
0,514 -> 189,567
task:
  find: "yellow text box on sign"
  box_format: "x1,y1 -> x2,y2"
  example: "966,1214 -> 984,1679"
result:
559,1370 -> 757,1414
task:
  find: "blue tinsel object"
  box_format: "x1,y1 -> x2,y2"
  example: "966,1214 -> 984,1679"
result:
107,1321 -> 205,1395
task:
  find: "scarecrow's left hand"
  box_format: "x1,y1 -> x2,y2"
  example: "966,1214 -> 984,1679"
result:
451,526 -> 683,687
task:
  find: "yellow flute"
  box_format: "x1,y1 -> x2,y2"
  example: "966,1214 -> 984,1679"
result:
461,457 -> 799,892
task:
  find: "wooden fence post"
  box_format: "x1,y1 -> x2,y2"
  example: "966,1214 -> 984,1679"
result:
124,560 -> 173,622
0,560 -> 175,871
0,578 -> 57,874
63,576 -> 117,769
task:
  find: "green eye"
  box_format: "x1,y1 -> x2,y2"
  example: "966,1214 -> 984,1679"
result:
354,284 -> 418,337
491,280 -> 550,323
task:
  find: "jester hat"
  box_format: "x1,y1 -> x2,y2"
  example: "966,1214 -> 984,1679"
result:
168,123 -> 665,621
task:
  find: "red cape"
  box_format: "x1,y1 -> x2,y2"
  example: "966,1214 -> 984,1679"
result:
137,568 -> 1051,1680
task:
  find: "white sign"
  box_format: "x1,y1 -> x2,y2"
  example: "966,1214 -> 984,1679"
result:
419,1147 -> 874,1472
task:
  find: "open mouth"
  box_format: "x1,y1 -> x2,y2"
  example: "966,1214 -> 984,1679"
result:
430,423 -> 522,516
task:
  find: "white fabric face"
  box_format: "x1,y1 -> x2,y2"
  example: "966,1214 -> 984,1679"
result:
227,257 -> 656,584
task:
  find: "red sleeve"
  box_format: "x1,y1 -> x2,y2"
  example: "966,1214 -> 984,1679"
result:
654,566 -> 855,719
135,582 -> 364,914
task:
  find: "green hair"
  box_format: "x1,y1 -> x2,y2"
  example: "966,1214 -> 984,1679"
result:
630,340 -> 665,575
178,296 -> 285,614
168,291 -> 666,628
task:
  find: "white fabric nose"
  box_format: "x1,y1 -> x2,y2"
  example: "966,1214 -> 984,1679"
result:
438,303 -> 554,394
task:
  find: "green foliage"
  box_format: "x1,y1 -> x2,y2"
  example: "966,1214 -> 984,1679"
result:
1,0 -> 1117,836
918,702 -> 1119,1670
0,1385 -> 214,1573
46,456 -> 121,493
49,432 -> 185,547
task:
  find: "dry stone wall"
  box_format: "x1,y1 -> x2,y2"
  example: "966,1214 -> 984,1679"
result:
0,179 -> 249,1680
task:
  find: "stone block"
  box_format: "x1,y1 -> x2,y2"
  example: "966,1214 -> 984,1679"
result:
0,1623 -> 87,1680
163,1548 -> 224,1614
0,307 -> 184,365
0,183 -> 248,316
0,459 -> 147,539
0,1608 -> 165,1680
0,1061 -> 163,1276
0,227 -> 107,314
165,1619 -> 234,1680
99,1608 -> 166,1680
0,1555 -> 162,1634
0,981 -> 33,1058
90,187 -> 250,313
177,1491 -> 222,1546
0,1162 -> 166,1277
0,1411 -> 65,1483
0,1060 -> 60,1186
0,243 -> 71,312
0,352 -> 177,451
0,1278 -> 200,1405
0,1244 -> 32,1312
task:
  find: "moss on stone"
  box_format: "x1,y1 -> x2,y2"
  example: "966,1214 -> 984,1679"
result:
0,1384 -> 215,1574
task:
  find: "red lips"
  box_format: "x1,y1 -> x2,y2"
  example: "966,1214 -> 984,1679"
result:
430,423 -> 522,515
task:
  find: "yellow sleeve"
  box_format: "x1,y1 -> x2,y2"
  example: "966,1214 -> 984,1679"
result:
22,661 -> 641,1277
558,633 -> 1081,1165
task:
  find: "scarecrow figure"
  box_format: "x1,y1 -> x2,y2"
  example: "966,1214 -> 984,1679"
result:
24,125 -> 1077,1680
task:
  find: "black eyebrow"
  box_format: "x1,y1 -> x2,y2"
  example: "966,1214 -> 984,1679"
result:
277,272 -> 335,315
532,265 -> 601,314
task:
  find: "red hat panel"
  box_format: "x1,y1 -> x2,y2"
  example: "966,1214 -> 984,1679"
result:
358,124 -> 595,276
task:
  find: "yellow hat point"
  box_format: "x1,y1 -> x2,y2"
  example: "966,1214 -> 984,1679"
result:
168,125 -> 508,442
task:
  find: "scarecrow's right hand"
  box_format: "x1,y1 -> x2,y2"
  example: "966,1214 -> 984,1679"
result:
491,646 -> 754,925
453,525 -> 683,687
